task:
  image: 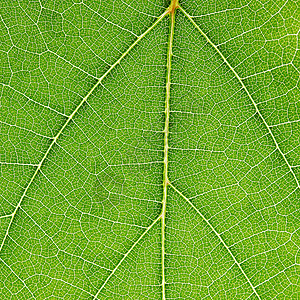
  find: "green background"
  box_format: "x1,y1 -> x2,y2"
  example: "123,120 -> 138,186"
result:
0,0 -> 299,298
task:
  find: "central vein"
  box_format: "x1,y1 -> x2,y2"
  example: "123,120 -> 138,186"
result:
161,1 -> 177,298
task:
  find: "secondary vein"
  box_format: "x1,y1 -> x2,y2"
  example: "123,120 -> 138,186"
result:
178,5 -> 300,190
168,182 -> 262,300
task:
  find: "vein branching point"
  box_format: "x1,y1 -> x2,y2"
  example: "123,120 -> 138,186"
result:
168,0 -> 179,14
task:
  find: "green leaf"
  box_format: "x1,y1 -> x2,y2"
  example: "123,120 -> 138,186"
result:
0,0 -> 299,299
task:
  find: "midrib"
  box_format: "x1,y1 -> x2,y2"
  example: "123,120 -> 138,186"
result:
161,1 -> 178,298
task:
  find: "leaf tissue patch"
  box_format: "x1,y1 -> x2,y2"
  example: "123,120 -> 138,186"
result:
0,0 -> 299,299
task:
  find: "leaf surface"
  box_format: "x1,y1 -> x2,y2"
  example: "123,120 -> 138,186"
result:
0,0 -> 299,299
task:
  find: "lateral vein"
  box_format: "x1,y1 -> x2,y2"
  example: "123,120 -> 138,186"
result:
92,215 -> 161,299
169,182 -> 262,300
178,5 -> 300,190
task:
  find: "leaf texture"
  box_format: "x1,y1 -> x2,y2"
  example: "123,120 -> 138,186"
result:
0,0 -> 299,299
